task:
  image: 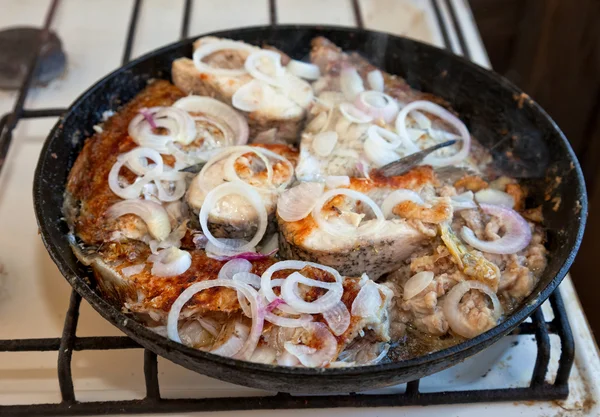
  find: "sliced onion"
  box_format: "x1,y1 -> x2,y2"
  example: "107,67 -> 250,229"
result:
283,322 -> 338,367
325,175 -> 350,189
152,170 -> 188,202
351,280 -> 383,318
367,70 -> 384,92
287,59 -> 320,80
232,80 -> 266,112
312,131 -> 338,157
340,67 -> 364,100
322,301 -> 351,336
396,100 -> 471,166
233,272 -> 261,317
197,317 -> 219,337
250,346 -> 278,364
260,260 -> 343,315
368,343 -> 390,365
148,247 -> 192,277
122,264 -> 145,277
312,188 -> 385,237
205,238 -> 252,258
354,91 -> 399,123
192,39 -> 256,76
173,95 -> 249,146
461,203 -> 532,254
106,199 -> 171,241
167,279 -> 263,360
108,148 -> 163,199
193,233 -> 208,249
223,147 -> 273,186
280,272 -> 343,314
277,182 -> 325,222
403,271 -> 434,300
381,189 -> 425,219
218,258 -> 252,280
475,189 -> 515,208
265,311 -> 313,328
363,125 -> 418,167
443,280 -> 503,338
211,322 -> 248,357
233,272 -> 261,289
128,107 -> 197,152
339,103 -> 373,124
277,351 -> 300,366
199,182 -> 268,252
211,250 -> 276,262
244,50 -> 284,86
451,191 -> 477,211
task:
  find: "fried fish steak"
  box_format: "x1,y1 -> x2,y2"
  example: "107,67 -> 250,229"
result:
278,167 -> 441,279
172,36 -> 312,144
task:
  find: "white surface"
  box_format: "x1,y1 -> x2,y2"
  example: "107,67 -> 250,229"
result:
0,0 -> 598,416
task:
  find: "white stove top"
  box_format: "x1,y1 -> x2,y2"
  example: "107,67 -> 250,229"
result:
0,1 -> 598,416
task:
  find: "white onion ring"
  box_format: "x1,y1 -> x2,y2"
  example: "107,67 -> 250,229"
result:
395,100 -> 471,166
260,260 -> 343,315
244,50 -> 284,86
277,182 -> 325,222
339,103 -> 373,124
363,125 -> 418,168
148,247 -> 192,277
443,280 -> 503,338
354,91 -> 399,123
451,191 -> 478,211
218,258 -> 252,280
461,203 -> 532,254
233,272 -> 261,317
173,95 -> 249,146
351,281 -> 382,318
264,310 -> 313,328
281,272 -> 344,314
199,182 -> 268,252
108,148 -> 163,199
475,189 -> 515,208
122,264 -> 145,277
250,346 -> 278,364
167,279 -> 264,360
312,188 -> 386,237
223,147 -> 273,187
286,60 -> 320,80
232,80 -> 266,112
367,70 -> 384,92
192,39 -> 256,76
381,189 -> 425,219
322,301 -> 351,336
128,107 -> 197,152
403,271 -> 434,300
205,238 -> 252,258
312,131 -> 338,157
283,322 -> 338,367
340,67 -> 364,100
210,323 -> 247,357
106,199 -> 171,241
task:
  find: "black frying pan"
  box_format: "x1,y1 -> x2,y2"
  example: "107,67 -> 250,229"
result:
33,25 -> 587,393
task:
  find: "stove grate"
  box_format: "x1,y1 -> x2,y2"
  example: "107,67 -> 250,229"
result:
0,0 -> 575,415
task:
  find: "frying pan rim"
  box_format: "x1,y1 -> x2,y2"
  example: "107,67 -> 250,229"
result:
33,24 -> 588,378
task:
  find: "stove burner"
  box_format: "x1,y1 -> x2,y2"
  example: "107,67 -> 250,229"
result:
0,27 -> 66,90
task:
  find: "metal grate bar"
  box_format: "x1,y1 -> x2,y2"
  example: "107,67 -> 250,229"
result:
405,380 -> 420,396
122,0 -> 143,65
180,0 -> 193,39
444,0 -> 471,59
351,0 -> 364,29
0,336 -> 140,352
22,108 -> 67,118
144,350 -> 161,400
550,291 -> 575,386
431,0 -> 452,51
269,0 -> 277,26
57,291 -> 82,403
0,384 -> 570,416
530,307 -> 551,386
0,0 -> 61,175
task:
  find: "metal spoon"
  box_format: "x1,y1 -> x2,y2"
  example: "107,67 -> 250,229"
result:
377,139 -> 458,177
